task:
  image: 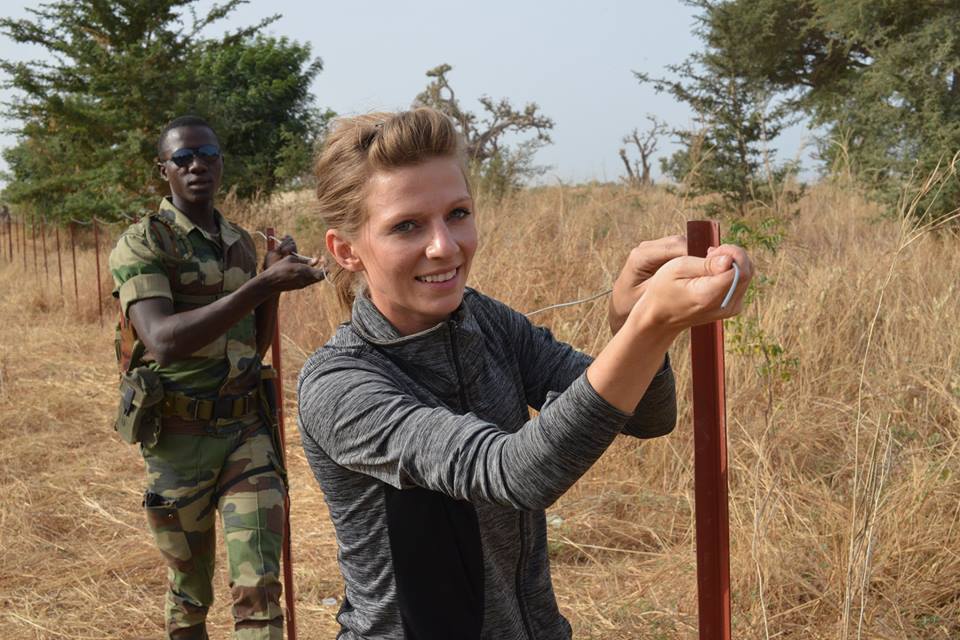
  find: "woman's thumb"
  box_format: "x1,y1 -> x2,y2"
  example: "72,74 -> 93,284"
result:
705,253 -> 733,275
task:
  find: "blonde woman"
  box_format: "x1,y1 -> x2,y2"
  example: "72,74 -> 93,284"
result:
297,108 -> 752,639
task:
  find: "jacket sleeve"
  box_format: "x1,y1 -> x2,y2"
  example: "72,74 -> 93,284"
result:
298,354 -> 633,511
108,224 -> 172,318
481,295 -> 678,439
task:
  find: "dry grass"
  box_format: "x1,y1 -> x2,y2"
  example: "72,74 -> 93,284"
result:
0,180 -> 957,639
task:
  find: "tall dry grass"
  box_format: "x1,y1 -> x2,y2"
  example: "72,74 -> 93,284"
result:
0,179 -> 957,639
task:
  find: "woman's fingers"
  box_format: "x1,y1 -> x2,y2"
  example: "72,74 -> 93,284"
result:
651,248 -> 753,321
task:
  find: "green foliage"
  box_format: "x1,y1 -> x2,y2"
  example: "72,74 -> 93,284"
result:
695,0 -> 960,219
0,1 -> 326,221
637,0 -> 798,215
723,219 -> 797,383
414,64 -> 554,200
727,277 -> 799,383
193,35 -> 332,197
723,217 -> 785,254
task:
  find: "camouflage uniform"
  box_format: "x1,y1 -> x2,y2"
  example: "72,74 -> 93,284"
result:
109,197 -> 285,639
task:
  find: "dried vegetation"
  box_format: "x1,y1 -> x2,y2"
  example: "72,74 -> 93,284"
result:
0,181 -> 957,638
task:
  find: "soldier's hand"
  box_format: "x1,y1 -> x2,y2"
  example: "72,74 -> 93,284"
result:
262,254 -> 326,292
263,234 -> 298,270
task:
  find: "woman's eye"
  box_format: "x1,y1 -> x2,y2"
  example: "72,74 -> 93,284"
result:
392,220 -> 417,233
450,207 -> 471,220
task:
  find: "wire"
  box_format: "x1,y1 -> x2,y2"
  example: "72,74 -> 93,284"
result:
525,288 -> 612,318
720,262 -> 740,309
254,230 -> 327,280
524,260 -> 741,318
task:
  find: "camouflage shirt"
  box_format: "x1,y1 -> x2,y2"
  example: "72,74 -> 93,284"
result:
109,197 -> 261,399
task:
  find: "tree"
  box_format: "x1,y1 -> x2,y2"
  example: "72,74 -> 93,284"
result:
619,115 -> 668,186
637,0 -> 796,214
0,1 -> 326,221
413,64 -> 554,197
691,0 -> 960,218
194,35 -> 331,197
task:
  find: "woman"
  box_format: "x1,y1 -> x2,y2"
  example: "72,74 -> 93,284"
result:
297,108 -> 752,639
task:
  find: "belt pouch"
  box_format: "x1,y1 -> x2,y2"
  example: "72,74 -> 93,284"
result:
116,367 -> 164,447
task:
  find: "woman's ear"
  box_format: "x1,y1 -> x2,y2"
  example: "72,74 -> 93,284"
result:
326,228 -> 364,272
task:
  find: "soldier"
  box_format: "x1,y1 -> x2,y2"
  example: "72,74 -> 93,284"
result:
109,115 -> 325,639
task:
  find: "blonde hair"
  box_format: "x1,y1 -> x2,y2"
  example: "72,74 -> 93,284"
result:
314,107 -> 469,310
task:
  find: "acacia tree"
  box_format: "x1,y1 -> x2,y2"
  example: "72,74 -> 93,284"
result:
619,115 -> 668,186
0,0 -> 326,220
693,0 -> 960,218
637,1 -> 796,214
413,64 -> 554,197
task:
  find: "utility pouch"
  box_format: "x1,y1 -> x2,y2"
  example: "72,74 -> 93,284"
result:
116,367 -> 164,447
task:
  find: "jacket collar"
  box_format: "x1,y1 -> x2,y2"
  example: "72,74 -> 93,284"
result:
158,197 -> 242,247
349,290 -> 487,391
350,290 -> 469,345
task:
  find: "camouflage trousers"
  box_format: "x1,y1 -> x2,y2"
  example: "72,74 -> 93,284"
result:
142,419 -> 286,639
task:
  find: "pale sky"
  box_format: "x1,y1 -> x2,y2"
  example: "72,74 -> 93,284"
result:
0,0 -> 813,186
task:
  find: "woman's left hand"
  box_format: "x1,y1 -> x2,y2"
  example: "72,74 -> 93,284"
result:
609,235 -> 686,334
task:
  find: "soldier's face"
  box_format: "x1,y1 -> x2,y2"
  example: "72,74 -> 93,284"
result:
158,126 -> 223,206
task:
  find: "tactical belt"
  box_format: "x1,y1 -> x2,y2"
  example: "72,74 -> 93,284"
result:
160,389 -> 260,422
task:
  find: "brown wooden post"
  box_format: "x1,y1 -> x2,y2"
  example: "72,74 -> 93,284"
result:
55,224 -> 64,296
6,216 -> 11,262
93,218 -> 103,327
266,227 -> 297,639
687,220 -> 732,640
70,222 -> 79,312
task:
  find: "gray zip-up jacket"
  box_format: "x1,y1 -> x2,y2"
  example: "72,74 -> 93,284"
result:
297,289 -> 676,640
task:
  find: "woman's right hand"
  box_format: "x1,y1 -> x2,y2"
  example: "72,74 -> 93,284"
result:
629,244 -> 753,334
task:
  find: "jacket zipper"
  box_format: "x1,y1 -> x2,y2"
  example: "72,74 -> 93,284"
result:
449,320 -> 535,640
515,513 -> 535,639
448,321 -> 469,411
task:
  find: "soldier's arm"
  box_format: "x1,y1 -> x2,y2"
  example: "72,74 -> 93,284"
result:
129,255 -> 324,367
254,294 -> 280,358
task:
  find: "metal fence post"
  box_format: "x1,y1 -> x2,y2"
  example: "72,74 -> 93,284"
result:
687,220 -> 732,640
266,227 -> 297,639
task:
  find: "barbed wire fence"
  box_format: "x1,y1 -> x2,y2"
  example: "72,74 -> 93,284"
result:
0,212 -> 295,328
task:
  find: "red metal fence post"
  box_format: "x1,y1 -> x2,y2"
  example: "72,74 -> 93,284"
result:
93,218 -> 103,327
31,218 -> 38,275
266,227 -> 297,639
55,224 -> 64,296
70,222 -> 79,312
41,216 -> 50,282
687,220 -> 732,640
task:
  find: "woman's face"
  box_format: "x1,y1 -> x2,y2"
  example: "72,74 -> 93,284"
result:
338,155 -> 477,336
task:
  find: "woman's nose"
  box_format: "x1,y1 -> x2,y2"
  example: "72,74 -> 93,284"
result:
425,222 -> 457,259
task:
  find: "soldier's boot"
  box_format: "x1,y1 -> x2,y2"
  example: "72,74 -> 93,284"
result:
219,429 -> 286,639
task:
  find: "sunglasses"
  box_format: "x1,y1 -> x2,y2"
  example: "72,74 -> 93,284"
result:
165,145 -> 221,168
